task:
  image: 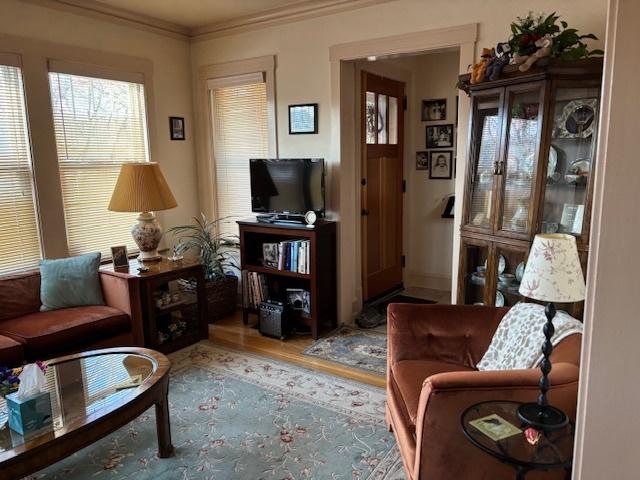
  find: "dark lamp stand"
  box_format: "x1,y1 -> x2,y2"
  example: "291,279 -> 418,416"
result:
517,302 -> 569,431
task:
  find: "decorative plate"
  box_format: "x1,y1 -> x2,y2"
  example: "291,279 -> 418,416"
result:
495,290 -> 505,307
515,262 -> 526,282
568,159 -> 591,176
547,146 -> 558,178
498,254 -> 506,274
555,99 -> 598,139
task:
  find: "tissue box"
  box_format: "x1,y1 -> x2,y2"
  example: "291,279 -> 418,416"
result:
6,390 -> 52,435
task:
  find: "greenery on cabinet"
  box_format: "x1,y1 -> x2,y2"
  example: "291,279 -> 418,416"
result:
509,12 -> 603,60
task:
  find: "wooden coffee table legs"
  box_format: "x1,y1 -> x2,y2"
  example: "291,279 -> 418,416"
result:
155,378 -> 174,458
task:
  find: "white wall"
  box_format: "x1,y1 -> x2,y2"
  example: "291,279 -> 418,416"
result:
573,1 -> 640,478
0,0 -> 199,244
191,0 -> 607,322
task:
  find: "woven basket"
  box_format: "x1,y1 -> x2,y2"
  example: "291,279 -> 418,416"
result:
178,274 -> 238,322
204,275 -> 238,321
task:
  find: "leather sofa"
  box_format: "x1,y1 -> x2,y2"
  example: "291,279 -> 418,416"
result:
0,269 -> 143,365
386,304 -> 581,480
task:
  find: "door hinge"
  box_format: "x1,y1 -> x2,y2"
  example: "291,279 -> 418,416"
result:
403,95 -> 407,111
401,255 -> 406,268
402,179 -> 406,193
361,178 -> 366,186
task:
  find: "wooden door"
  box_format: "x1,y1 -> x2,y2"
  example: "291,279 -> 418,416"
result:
361,72 -> 404,301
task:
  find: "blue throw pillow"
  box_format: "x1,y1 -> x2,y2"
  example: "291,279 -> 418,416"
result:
40,252 -> 105,311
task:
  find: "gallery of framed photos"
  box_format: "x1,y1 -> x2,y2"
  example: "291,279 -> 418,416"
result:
456,58 -> 603,318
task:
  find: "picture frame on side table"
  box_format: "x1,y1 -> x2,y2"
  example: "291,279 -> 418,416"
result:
289,103 -> 318,134
421,98 -> 447,121
111,245 -> 129,269
416,151 -> 429,170
169,116 -> 185,140
429,151 -> 453,179
426,124 -> 454,148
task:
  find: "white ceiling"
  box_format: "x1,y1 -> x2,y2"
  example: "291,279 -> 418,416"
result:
94,0 -> 308,28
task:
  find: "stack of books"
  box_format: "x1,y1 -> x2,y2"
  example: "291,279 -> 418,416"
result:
242,271 -> 268,309
262,240 -> 310,274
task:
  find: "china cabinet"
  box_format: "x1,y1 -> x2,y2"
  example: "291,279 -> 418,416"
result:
457,58 -> 603,316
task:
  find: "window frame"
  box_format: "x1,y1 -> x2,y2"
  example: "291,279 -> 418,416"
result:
0,34 -> 156,262
197,55 -> 277,222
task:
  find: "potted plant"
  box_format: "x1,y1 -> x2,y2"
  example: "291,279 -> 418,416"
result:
169,214 -> 240,321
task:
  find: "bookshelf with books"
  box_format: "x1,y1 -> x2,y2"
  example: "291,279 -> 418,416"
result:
238,218 -> 337,339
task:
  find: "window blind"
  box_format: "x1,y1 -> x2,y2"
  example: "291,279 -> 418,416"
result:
0,64 -> 41,274
49,72 -> 149,257
210,81 -> 268,235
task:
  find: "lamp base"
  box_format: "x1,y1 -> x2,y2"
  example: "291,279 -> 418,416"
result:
131,212 -> 163,262
517,403 -> 568,431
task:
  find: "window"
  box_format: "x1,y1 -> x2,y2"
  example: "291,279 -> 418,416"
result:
0,64 -> 41,274
49,72 -> 149,257
210,78 -> 269,235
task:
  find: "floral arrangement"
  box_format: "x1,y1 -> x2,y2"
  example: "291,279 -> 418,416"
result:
0,362 -> 46,397
509,12 -> 603,60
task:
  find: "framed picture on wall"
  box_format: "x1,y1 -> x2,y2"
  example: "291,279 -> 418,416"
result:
416,151 -> 429,170
429,151 -> 453,179
169,116 -> 185,140
289,103 -> 318,134
426,124 -> 454,148
421,98 -> 447,121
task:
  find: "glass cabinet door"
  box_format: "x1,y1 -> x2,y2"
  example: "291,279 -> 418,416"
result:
539,86 -> 599,242
496,85 -> 544,236
465,92 -> 503,231
493,243 -> 529,308
459,239 -> 490,305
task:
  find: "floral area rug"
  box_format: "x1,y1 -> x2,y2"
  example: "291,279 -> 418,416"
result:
28,341 -> 404,480
302,326 -> 387,376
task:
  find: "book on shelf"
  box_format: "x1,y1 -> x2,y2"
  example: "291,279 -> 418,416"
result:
262,240 -> 310,274
242,270 -> 269,310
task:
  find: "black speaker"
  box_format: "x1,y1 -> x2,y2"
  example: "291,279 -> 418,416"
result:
258,300 -> 290,340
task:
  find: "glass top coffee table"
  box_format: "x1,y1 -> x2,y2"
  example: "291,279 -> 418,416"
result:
0,347 -> 173,479
461,401 -> 574,480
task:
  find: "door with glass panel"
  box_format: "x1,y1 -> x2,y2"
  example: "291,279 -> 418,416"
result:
494,83 -> 545,239
361,72 -> 404,301
463,89 -> 504,234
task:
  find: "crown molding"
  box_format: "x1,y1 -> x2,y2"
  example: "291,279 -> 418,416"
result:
22,0 -> 190,40
22,0 -> 396,42
189,0 -> 397,42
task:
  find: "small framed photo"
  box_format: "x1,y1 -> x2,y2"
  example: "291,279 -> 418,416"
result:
416,151 -> 429,170
289,103 -> 318,134
422,98 -> 447,121
169,116 -> 185,140
426,124 -> 454,148
429,151 -> 453,179
110,245 -> 129,269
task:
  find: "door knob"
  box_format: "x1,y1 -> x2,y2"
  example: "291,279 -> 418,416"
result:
361,209 -> 370,216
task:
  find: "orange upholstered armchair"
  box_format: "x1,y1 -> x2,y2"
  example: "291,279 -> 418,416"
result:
386,304 -> 581,480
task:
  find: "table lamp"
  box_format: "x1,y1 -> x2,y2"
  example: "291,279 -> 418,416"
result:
518,233 -> 585,431
108,162 -> 177,262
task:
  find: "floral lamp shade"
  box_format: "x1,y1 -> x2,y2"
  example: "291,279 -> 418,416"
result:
519,234 -> 586,303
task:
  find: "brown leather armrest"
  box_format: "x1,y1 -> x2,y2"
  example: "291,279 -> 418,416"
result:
387,304 -> 509,368
99,270 -> 144,346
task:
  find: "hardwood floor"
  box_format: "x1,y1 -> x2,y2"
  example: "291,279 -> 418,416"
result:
208,311 -> 386,388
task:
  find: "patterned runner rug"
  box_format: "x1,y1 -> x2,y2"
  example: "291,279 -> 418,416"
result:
302,326 -> 388,376
30,341 -> 404,480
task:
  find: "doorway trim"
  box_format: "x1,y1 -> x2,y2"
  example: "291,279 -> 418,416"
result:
328,23 -> 477,322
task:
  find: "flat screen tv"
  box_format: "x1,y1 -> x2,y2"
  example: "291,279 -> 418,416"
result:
250,158 -> 325,216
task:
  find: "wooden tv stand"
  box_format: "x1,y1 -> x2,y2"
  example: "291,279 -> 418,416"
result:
237,218 -> 337,339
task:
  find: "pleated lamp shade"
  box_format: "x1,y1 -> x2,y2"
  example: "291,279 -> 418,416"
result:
109,162 -> 177,212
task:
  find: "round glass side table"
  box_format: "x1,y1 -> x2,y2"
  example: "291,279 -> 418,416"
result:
461,401 -> 574,480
